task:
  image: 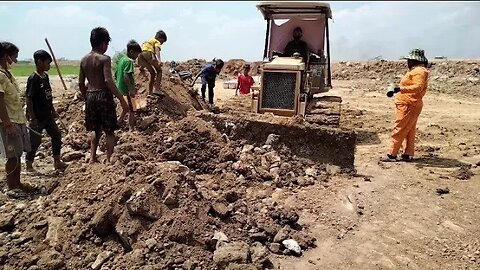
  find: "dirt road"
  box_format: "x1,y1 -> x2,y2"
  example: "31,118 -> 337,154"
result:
273,80 -> 480,269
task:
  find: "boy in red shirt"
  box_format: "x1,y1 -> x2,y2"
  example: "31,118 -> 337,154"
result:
235,64 -> 255,96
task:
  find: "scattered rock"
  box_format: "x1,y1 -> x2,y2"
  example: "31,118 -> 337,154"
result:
91,205 -> 114,237
126,186 -> 163,220
268,243 -> 282,254
326,164 -> 342,175
282,239 -> 302,255
210,202 -> 231,219
213,231 -> 229,249
213,241 -> 250,268
250,242 -> 268,264
37,250 -> 65,270
273,227 -> 289,243
271,210 -> 299,226
91,251 -> 113,270
225,264 -> 258,270
241,145 -> 254,153
138,115 -> 157,130
145,238 -> 158,250
250,231 -> 268,243
45,217 -> 64,249
0,214 -> 14,232
436,187 -> 450,195
305,167 -> 317,177
265,134 -> 280,146
62,151 -> 85,162
453,165 -> 473,180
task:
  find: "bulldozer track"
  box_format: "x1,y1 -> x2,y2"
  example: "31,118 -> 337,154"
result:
305,96 -> 342,126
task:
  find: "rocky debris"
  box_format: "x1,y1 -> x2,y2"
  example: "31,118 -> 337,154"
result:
0,214 -> 14,232
436,187 -> 450,195
265,134 -> 280,147
126,185 -> 164,220
210,202 -> 231,219
213,241 -> 250,268
91,205 -> 114,237
145,238 -> 158,250
453,165 -> 473,180
273,227 -> 290,243
91,251 -> 113,270
61,150 -> 85,162
45,217 -> 64,250
332,60 -> 480,97
282,239 -> 302,255
271,210 -> 299,226
37,250 -> 65,270
268,243 -> 282,254
0,63 -> 333,269
213,231 -> 229,249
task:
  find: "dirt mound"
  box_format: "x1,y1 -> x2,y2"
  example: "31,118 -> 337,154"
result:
221,59 -> 262,78
169,59 -> 207,77
332,60 -> 480,97
0,63 -> 346,269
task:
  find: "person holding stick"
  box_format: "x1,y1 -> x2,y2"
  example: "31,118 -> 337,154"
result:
25,49 -> 67,172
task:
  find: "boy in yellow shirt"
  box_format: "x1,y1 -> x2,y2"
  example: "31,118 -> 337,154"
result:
138,30 -> 167,97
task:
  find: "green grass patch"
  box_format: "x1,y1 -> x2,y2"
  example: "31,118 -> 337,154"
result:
11,64 -> 80,77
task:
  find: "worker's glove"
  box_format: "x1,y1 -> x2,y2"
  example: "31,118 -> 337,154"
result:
386,86 -> 400,98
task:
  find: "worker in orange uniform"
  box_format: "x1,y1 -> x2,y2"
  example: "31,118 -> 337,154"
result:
382,48 -> 429,162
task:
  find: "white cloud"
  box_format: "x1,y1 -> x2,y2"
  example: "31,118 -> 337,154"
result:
121,2 -> 164,16
329,2 -> 480,61
16,5 -> 111,60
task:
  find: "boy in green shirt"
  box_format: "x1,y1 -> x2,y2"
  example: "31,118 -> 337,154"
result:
115,40 -> 142,130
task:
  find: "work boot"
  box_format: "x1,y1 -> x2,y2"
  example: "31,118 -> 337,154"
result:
380,154 -> 398,162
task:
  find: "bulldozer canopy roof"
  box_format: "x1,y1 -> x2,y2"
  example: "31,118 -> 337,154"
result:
257,1 -> 332,20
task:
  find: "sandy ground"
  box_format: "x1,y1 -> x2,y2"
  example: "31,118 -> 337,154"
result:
3,74 -> 479,269
274,80 -> 480,269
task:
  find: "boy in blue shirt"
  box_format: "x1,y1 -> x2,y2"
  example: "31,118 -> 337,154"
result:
191,58 -> 224,105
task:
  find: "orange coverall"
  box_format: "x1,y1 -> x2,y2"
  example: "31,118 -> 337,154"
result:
390,66 -> 429,156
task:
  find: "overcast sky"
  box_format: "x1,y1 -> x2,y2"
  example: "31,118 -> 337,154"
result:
1,1 -> 479,62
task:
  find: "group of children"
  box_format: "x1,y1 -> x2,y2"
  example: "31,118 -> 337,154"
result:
0,26 -> 256,195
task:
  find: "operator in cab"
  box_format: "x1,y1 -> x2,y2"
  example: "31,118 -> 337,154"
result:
284,27 -> 310,62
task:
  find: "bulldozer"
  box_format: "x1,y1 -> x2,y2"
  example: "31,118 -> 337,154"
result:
251,1 -> 341,126
197,1 -> 356,169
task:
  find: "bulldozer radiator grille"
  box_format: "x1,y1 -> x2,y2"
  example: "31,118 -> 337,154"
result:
261,72 -> 296,110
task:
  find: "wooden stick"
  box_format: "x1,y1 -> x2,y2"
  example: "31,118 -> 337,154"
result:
45,38 -> 68,91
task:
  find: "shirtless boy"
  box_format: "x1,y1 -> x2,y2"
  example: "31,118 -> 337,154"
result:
78,27 -> 128,163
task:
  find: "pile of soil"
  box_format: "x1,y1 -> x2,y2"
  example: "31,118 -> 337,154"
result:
221,59 -> 262,78
332,60 -> 480,96
0,64 -> 338,269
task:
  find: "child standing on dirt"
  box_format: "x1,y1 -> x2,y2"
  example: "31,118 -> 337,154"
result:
115,40 -> 142,131
191,58 -> 225,105
138,30 -> 167,97
0,42 -> 38,195
235,64 -> 255,96
25,50 -> 67,172
79,27 -> 129,164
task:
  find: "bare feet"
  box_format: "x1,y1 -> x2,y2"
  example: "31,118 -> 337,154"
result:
54,160 -> 68,171
26,161 -> 35,173
85,153 -> 99,164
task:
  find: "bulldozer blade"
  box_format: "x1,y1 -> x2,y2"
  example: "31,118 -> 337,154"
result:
197,111 -> 356,169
